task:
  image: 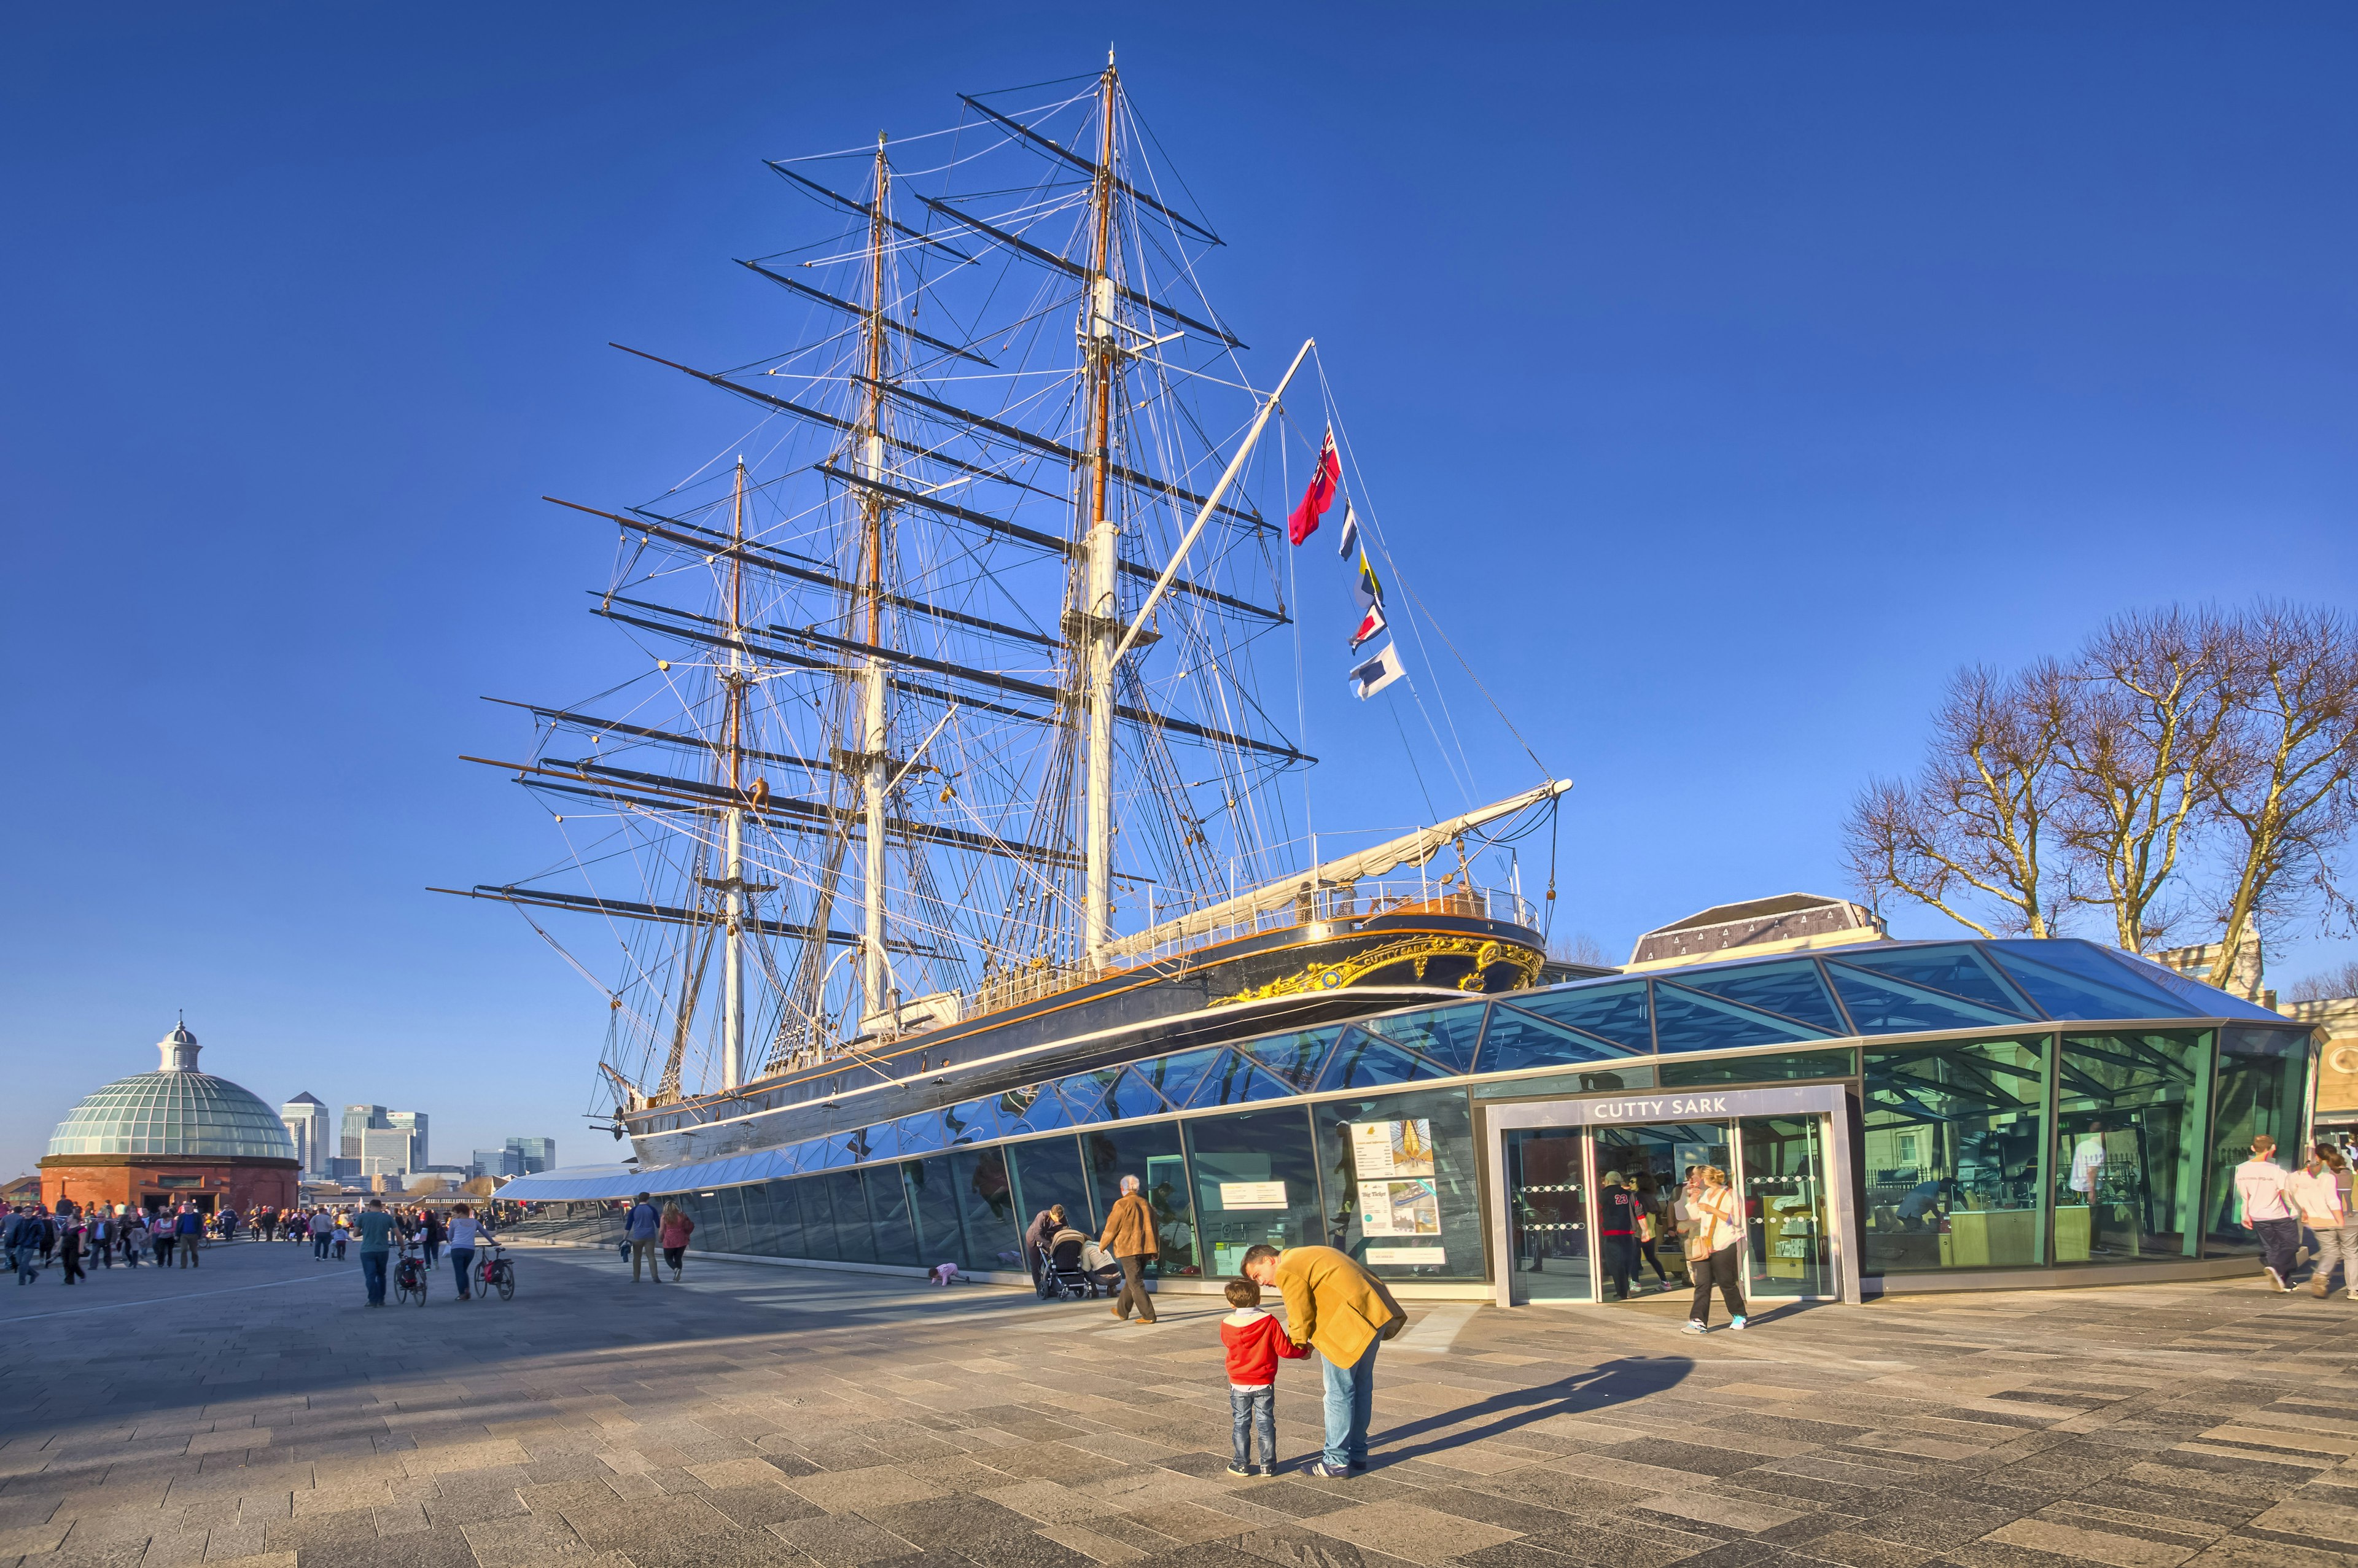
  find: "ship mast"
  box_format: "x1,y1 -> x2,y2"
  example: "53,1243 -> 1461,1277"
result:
859,133 -> 893,1020
722,457 -> 747,1089
1081,54 -> 1119,962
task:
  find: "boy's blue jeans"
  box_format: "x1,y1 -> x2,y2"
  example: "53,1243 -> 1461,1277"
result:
1321,1341 -> 1378,1469
1230,1384 -> 1275,1469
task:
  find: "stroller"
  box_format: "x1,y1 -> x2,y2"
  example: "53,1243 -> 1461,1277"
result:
1040,1228 -> 1110,1300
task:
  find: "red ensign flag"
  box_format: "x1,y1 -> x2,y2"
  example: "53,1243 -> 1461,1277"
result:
1288,429 -> 1340,546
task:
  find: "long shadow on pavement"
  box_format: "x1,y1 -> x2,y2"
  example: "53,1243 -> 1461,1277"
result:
1374,1355 -> 1692,1463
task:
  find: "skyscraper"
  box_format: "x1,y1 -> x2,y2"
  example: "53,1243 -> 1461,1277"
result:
472,1147 -> 523,1181
341,1104 -> 387,1160
359,1125 -> 417,1178
505,1136 -> 556,1174
387,1111 -> 429,1170
282,1093 -> 330,1176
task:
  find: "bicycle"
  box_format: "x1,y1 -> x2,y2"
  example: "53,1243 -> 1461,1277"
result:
392,1242 -> 429,1306
474,1241 -> 515,1302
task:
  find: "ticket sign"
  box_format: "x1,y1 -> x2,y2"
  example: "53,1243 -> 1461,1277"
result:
1218,1181 -> 1288,1209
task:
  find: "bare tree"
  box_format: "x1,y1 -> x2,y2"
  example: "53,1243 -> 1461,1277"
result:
2201,603 -> 2358,989
2054,608 -> 2235,953
1548,932 -> 1611,968
2287,960 -> 2358,1004
1843,663 -> 2072,937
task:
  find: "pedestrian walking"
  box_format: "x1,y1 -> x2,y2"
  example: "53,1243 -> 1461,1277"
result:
625,1192 -> 663,1283
1023,1203 -> 1067,1297
1242,1243 -> 1406,1478
58,1217 -> 84,1286
1681,1165 -> 1749,1333
39,1209 -> 57,1265
4,1205 -> 41,1284
446,1204 -> 484,1300
1099,1176 -> 1159,1324
314,1209 -> 333,1260
421,1208 -> 446,1269
2236,1134 -> 2302,1292
122,1213 -> 147,1267
356,1198 -> 396,1307
333,1213 -> 349,1260
660,1202 -> 695,1281
85,1211 -> 110,1269
1220,1277 -> 1310,1476
2294,1143 -> 2357,1298
174,1204 -> 203,1268
1599,1170 -> 1643,1300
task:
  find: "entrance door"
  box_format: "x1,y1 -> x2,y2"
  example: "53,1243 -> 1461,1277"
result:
1503,1129 -> 1589,1302
1740,1116 -> 1829,1298
1595,1122 -> 1731,1300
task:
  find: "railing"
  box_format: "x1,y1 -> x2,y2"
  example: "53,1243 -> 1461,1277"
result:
962,879 -> 1538,1020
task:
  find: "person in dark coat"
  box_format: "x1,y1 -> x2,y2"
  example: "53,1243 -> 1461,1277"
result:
1022,1205 -> 1067,1297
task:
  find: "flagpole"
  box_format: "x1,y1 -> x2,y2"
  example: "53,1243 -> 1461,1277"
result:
1106,337 -> 1314,669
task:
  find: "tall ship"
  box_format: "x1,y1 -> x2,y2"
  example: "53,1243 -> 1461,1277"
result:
442,58 -> 1576,1173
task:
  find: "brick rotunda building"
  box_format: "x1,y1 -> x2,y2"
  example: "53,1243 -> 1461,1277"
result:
38,1021 -> 299,1215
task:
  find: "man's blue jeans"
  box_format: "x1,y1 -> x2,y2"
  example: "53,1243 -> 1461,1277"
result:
1320,1340 -> 1377,1469
1230,1384 -> 1275,1469
360,1250 -> 389,1305
450,1248 -> 475,1299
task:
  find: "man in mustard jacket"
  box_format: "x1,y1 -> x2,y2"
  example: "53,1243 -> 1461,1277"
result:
1098,1174 -> 1159,1324
1242,1243 -> 1407,1475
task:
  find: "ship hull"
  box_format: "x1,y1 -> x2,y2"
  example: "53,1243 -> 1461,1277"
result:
621,910 -> 1543,1169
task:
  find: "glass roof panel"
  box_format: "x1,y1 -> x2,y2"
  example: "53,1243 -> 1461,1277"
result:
1242,1028 -> 1342,1092
1826,964 -> 2025,1034
1510,980 -> 1654,1051
1652,984 -> 1832,1053
1185,1054 -> 1302,1108
1106,1066 -> 1175,1121
1135,1047 -> 1224,1109
1476,1005 -> 1630,1075
1989,941 -> 2269,1021
1316,1030 -> 1444,1093
1359,1004 -> 1485,1074
1675,960 -> 1847,1034
1004,1084 -> 1076,1135
1831,944 -> 2031,1017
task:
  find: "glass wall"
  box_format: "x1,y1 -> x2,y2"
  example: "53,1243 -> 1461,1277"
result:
2053,1031 -> 2206,1263
1083,1122 -> 1197,1276
1310,1086 -> 1482,1282
2207,1028 -> 2313,1254
950,1147 -> 1021,1272
1863,1036 -> 2050,1273
1007,1135 -> 1093,1239
1186,1107 -> 1323,1279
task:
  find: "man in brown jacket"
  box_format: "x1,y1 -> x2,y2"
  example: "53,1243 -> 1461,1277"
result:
1243,1243 -> 1407,1476
1098,1175 -> 1159,1324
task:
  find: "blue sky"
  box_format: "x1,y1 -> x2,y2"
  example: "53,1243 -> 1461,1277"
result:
4,4 -> 2354,1180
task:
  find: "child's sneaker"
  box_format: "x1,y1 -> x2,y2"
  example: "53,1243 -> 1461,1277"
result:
1253,1465 -> 1277,1478
2265,1268 -> 2290,1292
1729,1315 -> 1748,1331
1226,1463 -> 1251,1478
1681,1319 -> 1708,1335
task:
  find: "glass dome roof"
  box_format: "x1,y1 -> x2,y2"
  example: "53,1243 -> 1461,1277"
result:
46,1070 -> 298,1160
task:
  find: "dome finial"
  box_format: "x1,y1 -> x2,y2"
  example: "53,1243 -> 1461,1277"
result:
159,1018 -> 201,1073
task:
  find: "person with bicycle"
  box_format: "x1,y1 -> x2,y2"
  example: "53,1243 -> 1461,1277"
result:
447,1204 -> 487,1300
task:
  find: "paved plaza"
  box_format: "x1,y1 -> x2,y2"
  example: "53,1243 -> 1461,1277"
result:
8,1241 -> 2358,1568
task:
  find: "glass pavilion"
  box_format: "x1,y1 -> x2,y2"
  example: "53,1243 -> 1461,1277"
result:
501,937 -> 2311,1300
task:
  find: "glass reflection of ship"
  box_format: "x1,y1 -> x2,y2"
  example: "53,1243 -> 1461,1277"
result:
441,58 -> 1573,1170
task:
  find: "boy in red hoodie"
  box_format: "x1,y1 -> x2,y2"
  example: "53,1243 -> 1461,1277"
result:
1220,1278 -> 1310,1476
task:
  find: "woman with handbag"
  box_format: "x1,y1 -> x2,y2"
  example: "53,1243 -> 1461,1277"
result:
1681,1165 -> 1749,1335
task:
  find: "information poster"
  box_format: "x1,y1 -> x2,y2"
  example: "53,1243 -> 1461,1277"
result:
1350,1119 -> 1436,1178
1358,1178 -> 1441,1236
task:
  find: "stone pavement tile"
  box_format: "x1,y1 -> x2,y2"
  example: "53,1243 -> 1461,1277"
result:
1979,1516 -> 2206,1567
556,1496 -> 731,1551
1466,1467 -> 1653,1516
1034,1522 -> 1149,1564
610,1524 -> 811,1568
2179,1542 -> 2358,1568
857,1494 -> 1041,1553
1634,1489 -> 1810,1534
977,1481 -> 1122,1526
699,1486 -> 825,1529
1212,1483 -> 1357,1523
457,1512 -> 591,1568
947,1529 -> 1099,1567
765,1513 -> 920,1567
1298,1499 -> 1520,1566
1776,1529 -> 1933,1568
200,1519 -> 267,1560
139,1526 -> 214,1567
1069,1471 -> 1223,1512
517,1483 -> 618,1516
1226,1522 -> 1425,1568
258,1507 -> 383,1555
980,1448 -> 1140,1486
786,1468 -> 946,1516
758,1454 -> 825,1481
1109,1500 -> 1253,1548
1390,1486 -> 1575,1537
1848,1500 -> 2021,1553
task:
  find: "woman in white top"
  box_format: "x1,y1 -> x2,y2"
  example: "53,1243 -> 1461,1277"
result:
1681,1165 -> 1749,1335
2292,1144 -> 2357,1300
